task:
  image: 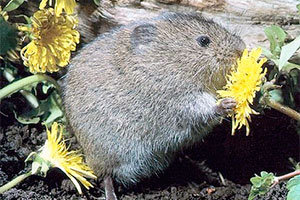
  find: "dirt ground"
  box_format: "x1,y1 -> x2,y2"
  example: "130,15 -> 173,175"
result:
0,99 -> 298,200
0,0 -> 299,199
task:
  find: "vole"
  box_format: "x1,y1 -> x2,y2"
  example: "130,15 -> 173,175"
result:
62,12 -> 245,199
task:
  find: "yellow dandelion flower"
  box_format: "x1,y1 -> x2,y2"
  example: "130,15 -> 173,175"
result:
39,0 -> 77,16
20,8 -> 79,73
39,122 -> 97,194
217,48 -> 267,136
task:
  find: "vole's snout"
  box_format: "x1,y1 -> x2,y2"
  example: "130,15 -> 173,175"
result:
232,49 -> 243,62
234,40 -> 246,57
226,40 -> 246,67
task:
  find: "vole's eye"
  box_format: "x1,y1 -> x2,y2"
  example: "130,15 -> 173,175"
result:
196,36 -> 210,47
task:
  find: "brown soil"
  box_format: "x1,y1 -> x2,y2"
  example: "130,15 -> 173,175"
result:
0,104 -> 298,199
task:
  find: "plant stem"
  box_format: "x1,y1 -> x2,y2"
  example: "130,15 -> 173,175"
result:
272,170 -> 300,187
0,74 -> 61,100
276,170 -> 300,181
3,69 -> 39,108
265,98 -> 300,122
0,171 -> 32,194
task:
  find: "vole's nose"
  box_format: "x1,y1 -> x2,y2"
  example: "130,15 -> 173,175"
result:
235,49 -> 243,58
235,41 -> 246,57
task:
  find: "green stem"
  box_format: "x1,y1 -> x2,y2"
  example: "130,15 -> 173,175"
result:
0,74 -> 61,100
0,171 -> 32,194
3,69 -> 39,108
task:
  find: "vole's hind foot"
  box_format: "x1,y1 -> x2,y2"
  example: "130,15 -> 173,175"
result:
216,98 -> 236,116
103,176 -> 118,200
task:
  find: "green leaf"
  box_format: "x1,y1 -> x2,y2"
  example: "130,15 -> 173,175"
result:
14,111 -> 40,124
14,115 -> 40,124
25,152 -> 36,163
261,47 -> 275,59
269,89 -> 284,104
248,171 -> 275,200
41,91 -> 64,127
282,62 -> 300,72
261,47 -> 279,67
26,153 -> 51,177
250,176 -> 261,185
19,90 -> 39,108
3,0 -> 25,12
264,25 -> 286,56
14,90 -> 64,126
287,175 -> 300,190
287,184 -> 300,200
248,192 -> 257,200
287,175 -> 300,200
93,0 -> 100,6
0,17 -> 18,55
11,78 -> 64,126
42,84 -> 53,94
279,36 -> 300,70
31,161 -> 41,175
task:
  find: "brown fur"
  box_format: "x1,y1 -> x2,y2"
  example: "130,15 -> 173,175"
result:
62,12 -> 245,186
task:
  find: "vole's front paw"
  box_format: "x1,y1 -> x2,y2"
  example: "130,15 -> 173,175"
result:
216,98 -> 236,116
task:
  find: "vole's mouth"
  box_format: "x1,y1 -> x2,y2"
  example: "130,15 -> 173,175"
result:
204,56 -> 240,93
192,49 -> 243,93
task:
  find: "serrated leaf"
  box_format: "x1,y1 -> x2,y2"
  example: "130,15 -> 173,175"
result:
250,176 -> 261,185
279,36 -> 300,70
264,25 -> 286,56
248,172 -> 275,200
3,0 -> 25,12
261,171 -> 268,177
0,17 -> 18,55
261,171 -> 274,178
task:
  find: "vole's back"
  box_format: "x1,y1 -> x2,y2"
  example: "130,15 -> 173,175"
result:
62,12 -> 245,186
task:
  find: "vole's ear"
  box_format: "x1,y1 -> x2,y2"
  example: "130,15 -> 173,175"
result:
130,23 -> 157,53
